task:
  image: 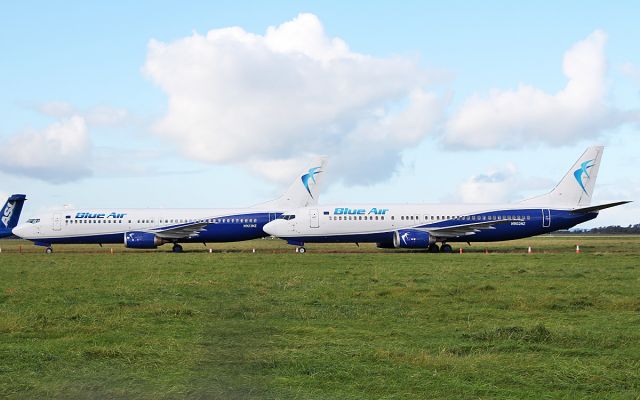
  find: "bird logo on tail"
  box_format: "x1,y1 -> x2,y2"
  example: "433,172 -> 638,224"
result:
301,167 -> 322,198
573,159 -> 595,194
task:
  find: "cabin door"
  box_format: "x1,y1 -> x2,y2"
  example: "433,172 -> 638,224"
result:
542,209 -> 551,228
53,214 -> 62,231
309,209 -> 319,228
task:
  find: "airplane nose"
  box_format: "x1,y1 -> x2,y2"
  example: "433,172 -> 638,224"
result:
263,220 -> 281,236
11,224 -> 27,238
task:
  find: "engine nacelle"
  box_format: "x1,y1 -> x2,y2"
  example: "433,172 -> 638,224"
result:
124,231 -> 168,249
393,229 -> 435,249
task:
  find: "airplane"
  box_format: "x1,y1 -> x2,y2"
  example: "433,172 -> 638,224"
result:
263,146 -> 630,253
11,158 -> 326,253
0,194 -> 27,238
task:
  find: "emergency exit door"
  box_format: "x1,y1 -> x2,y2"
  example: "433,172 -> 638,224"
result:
53,214 -> 62,231
542,209 -> 551,228
309,209 -> 319,228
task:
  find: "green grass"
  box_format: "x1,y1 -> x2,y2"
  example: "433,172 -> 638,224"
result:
0,237 -> 639,399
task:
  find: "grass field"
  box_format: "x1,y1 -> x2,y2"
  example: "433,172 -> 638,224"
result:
1,237 -> 639,399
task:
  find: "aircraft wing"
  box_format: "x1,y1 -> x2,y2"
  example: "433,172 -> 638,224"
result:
152,222 -> 210,240
423,219 -> 522,239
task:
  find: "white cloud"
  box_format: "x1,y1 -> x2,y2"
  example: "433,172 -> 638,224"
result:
37,101 -> 76,118
143,13 -> 444,184
36,101 -> 129,127
620,62 -> 640,86
444,30 -> 627,148
0,116 -> 92,183
455,162 -> 519,203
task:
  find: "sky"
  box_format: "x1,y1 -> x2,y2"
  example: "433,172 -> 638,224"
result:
1,1 -> 639,228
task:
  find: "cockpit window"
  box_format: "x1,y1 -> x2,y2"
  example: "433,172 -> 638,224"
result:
26,218 -> 40,224
280,214 -> 296,221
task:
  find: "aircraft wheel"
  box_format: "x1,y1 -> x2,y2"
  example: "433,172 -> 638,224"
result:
172,244 -> 183,253
45,247 -> 53,254
428,244 -> 440,253
441,244 -> 453,253
297,247 -> 306,254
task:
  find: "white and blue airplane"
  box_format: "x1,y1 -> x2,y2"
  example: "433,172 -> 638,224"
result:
264,146 -> 630,253
12,159 -> 326,253
0,194 -> 27,238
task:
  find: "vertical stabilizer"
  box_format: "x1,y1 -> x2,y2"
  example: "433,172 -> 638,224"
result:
0,194 -> 27,237
253,157 -> 328,210
520,146 -> 604,207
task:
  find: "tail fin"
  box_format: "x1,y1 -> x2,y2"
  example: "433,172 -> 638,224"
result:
253,157 -> 328,209
520,146 -> 604,207
0,194 -> 27,236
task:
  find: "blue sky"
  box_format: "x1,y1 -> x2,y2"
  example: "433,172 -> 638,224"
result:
1,1 -> 638,227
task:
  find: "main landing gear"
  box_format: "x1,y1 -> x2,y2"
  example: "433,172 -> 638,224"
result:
427,243 -> 453,253
45,247 -> 53,254
172,243 -> 183,253
296,247 -> 306,253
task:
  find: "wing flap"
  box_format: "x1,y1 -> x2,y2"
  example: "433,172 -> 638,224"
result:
153,222 -> 210,239
425,218 -> 522,238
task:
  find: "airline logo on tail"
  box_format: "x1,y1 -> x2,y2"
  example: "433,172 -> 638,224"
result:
301,166 -> 322,198
573,159 -> 595,194
2,202 -> 15,227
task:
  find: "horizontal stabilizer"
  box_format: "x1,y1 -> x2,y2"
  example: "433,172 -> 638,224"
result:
570,201 -> 632,213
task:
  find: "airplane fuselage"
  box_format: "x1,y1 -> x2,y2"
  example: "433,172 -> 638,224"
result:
263,203 -> 598,246
13,208 -> 282,247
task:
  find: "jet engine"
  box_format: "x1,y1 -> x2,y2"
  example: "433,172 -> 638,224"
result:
393,229 -> 435,249
124,231 -> 168,249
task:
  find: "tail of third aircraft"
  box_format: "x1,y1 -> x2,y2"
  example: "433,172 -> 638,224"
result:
253,157 -> 327,210
0,194 -> 27,237
520,146 -> 604,207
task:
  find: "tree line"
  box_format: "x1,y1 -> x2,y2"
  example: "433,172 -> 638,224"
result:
571,224 -> 640,234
